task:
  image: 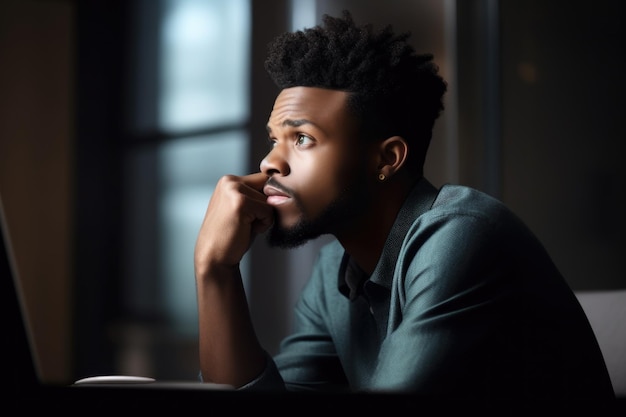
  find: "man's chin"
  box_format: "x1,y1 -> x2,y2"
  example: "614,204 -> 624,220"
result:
266,223 -> 319,249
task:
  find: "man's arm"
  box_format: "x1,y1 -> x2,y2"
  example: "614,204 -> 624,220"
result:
194,172 -> 274,388
368,214 -> 514,395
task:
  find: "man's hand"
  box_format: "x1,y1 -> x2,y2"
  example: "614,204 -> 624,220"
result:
194,172 -> 272,387
194,172 -> 274,277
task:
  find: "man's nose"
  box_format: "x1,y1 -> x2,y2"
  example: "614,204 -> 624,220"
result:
260,143 -> 290,176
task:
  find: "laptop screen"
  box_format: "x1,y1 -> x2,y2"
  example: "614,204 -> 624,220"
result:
3,198 -> 41,392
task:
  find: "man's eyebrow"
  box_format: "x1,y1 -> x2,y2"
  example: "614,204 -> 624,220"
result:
283,119 -> 314,128
266,119 -> 322,134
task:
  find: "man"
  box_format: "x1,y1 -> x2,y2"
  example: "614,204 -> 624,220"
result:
194,11 -> 613,399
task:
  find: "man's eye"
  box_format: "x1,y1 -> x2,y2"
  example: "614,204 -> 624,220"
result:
296,134 -> 313,146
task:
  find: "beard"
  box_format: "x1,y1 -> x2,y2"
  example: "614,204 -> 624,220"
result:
266,179 -> 370,249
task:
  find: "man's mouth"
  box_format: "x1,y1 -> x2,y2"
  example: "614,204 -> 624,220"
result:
263,180 -> 292,206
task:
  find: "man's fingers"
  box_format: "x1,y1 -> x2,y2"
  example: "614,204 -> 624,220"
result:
242,194 -> 274,231
210,173 -> 274,236
248,200 -> 275,234
240,172 -> 269,194
238,173 -> 274,234
219,173 -> 268,203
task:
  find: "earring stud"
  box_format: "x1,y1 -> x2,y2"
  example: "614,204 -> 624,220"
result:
378,173 -> 386,181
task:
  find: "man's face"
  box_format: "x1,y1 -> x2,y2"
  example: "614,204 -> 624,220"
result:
261,86 -> 374,248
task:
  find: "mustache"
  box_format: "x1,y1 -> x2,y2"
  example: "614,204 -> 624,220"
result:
265,177 -> 296,198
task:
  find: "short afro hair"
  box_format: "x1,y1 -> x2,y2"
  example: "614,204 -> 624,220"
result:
264,10 -> 447,176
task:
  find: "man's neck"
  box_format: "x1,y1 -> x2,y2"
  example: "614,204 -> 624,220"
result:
335,177 -> 416,275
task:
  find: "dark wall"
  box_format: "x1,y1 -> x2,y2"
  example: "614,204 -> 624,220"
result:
497,0 -> 626,290
0,0 -> 74,384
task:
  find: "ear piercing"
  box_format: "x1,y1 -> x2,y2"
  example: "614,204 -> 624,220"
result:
378,173 -> 386,181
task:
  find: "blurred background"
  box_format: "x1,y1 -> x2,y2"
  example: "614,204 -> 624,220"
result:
1,0 -> 624,385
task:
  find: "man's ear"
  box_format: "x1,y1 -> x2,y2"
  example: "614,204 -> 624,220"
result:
376,136 -> 408,179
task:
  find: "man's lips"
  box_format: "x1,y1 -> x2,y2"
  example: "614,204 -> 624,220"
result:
263,183 -> 292,206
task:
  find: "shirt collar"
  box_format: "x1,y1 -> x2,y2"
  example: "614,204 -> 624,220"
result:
337,178 -> 439,298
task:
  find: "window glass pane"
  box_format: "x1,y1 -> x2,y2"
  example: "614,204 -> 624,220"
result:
159,131 -> 249,334
160,0 -> 250,131
290,0 -> 316,31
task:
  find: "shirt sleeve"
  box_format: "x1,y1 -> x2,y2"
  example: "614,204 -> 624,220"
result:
196,350 -> 286,391
366,212 -> 520,394
236,350 -> 287,391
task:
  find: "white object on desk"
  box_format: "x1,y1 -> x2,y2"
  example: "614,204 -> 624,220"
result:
74,375 -> 156,385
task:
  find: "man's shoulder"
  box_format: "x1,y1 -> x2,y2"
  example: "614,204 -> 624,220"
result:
406,182 -> 531,245
429,183 -> 513,221
434,183 -> 501,207
318,238 -> 344,259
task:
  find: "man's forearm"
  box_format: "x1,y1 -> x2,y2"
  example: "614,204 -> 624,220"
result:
196,265 -> 266,388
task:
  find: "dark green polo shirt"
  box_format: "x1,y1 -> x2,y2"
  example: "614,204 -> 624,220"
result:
244,179 -> 613,399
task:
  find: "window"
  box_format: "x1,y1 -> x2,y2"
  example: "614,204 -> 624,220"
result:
120,0 -> 251,378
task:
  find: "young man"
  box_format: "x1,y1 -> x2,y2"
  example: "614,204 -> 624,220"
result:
194,12 -> 613,399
